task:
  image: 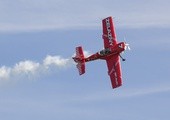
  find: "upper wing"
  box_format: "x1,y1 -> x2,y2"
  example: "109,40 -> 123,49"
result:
102,17 -> 117,48
106,56 -> 122,89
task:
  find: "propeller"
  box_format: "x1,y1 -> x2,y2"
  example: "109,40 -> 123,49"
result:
123,37 -> 130,51
120,37 -> 130,61
125,43 -> 131,50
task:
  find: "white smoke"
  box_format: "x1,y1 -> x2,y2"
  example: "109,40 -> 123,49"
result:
72,50 -> 91,58
83,51 -> 91,57
0,50 -> 91,81
0,55 -> 73,81
0,66 -> 11,79
43,55 -> 71,68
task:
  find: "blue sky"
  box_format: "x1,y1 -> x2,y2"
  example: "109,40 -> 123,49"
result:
0,0 -> 170,120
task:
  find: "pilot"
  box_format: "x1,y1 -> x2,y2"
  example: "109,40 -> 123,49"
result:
99,48 -> 111,56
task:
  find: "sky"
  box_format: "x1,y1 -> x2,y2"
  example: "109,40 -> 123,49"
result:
0,0 -> 170,120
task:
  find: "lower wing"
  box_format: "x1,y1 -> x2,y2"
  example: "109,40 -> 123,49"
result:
106,55 -> 122,89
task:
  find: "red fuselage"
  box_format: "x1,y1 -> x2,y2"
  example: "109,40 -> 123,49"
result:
85,42 -> 125,62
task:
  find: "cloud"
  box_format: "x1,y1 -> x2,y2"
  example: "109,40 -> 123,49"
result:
0,55 -> 73,81
115,86 -> 170,98
0,0 -> 170,32
71,85 -> 170,103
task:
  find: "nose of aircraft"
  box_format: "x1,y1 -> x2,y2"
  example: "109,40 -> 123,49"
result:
124,43 -> 130,50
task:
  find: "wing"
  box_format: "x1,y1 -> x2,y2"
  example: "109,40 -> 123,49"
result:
102,17 -> 117,48
106,56 -> 122,89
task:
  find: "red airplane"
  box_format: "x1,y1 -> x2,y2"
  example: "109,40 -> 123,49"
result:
73,16 -> 130,89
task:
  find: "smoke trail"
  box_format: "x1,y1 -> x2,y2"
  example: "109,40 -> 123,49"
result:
0,50 -> 91,81
0,55 -> 73,80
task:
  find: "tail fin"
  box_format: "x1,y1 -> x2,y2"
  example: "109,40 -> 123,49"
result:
73,46 -> 86,75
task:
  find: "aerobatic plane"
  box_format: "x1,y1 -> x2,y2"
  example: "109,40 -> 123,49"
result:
73,16 -> 130,89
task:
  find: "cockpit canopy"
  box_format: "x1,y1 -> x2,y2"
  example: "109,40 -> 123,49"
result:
99,48 -> 111,56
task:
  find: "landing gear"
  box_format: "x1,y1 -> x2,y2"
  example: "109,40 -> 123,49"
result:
119,55 -> 126,61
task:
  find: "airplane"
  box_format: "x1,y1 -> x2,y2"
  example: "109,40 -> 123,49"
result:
72,16 -> 130,89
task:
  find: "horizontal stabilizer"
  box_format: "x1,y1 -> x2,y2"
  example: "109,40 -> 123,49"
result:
77,62 -> 85,75
73,46 -> 86,75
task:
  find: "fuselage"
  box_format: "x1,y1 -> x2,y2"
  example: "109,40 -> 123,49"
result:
85,42 -> 126,62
